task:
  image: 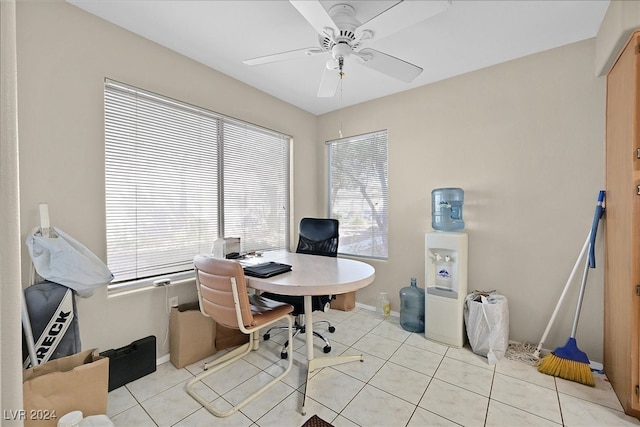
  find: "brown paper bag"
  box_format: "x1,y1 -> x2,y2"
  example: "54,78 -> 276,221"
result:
22,349 -> 108,427
170,303 -> 217,368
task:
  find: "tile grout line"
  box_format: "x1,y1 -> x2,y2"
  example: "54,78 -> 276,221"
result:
554,377 -> 567,427
111,308 -> 629,427
484,364 -> 497,426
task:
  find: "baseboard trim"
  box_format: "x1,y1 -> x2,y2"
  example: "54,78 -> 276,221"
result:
351,310 -> 606,371
355,302 -> 399,317
155,303 -> 607,372
156,353 -> 170,366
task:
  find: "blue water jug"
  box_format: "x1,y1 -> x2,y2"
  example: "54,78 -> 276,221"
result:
432,187 -> 465,231
399,278 -> 425,332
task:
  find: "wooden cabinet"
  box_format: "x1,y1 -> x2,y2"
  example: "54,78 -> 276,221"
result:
605,30 -> 640,418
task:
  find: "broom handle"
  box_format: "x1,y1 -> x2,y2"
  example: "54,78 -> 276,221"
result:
571,247 -> 591,338
534,233 -> 590,358
21,289 -> 38,367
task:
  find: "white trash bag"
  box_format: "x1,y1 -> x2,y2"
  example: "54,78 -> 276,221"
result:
26,227 -> 113,298
463,291 -> 509,365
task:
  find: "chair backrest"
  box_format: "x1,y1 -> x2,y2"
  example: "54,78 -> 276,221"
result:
193,255 -> 253,330
296,218 -> 339,257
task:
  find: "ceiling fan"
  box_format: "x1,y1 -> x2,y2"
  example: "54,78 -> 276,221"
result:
243,0 -> 451,97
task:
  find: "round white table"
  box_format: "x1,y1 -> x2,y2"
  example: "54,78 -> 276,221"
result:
243,250 -> 375,295
242,250 -> 375,414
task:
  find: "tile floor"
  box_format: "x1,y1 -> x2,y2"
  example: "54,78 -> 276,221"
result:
106,307 -> 640,427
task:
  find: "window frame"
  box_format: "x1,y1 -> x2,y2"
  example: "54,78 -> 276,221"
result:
326,130 -> 389,260
104,79 -> 291,292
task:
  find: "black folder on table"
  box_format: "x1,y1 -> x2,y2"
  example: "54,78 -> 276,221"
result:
243,262 -> 292,278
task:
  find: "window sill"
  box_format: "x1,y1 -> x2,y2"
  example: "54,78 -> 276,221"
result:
107,271 -> 196,298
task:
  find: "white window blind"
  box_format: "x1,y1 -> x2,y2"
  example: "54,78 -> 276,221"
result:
222,120 -> 290,252
327,130 -> 388,259
105,80 -> 290,288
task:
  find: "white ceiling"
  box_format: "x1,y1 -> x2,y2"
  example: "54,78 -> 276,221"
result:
67,0 -> 610,116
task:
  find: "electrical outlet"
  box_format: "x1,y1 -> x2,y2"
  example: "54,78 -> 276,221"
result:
168,296 -> 179,309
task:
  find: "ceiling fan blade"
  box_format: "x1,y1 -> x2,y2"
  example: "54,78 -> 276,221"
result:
317,66 -> 341,98
356,48 -> 422,83
289,0 -> 337,39
355,0 -> 451,41
243,47 -> 326,66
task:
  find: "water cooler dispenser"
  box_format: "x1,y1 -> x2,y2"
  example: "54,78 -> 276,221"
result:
425,188 -> 468,347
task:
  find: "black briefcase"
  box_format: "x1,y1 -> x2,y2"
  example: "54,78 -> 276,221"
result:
100,335 -> 156,391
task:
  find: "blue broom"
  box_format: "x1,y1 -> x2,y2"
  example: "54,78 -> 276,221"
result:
537,190 -> 605,386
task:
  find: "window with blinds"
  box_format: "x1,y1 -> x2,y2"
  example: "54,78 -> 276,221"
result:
105,79 -> 290,289
327,130 -> 388,259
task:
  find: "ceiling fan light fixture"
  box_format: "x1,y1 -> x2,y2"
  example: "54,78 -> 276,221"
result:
331,42 -> 351,60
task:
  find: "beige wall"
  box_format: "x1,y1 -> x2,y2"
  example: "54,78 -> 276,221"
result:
595,0 -> 640,76
16,1 -> 318,355
15,1 -> 609,364
318,39 -> 606,361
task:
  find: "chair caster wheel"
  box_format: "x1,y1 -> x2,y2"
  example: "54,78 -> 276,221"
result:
323,345 -> 331,354
280,351 -> 288,359
263,333 -> 270,340
328,326 -> 336,333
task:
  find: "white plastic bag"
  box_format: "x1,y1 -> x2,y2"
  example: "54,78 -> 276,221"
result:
463,293 -> 509,365
26,227 -> 113,298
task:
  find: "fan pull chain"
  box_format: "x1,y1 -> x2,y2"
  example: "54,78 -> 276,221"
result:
338,84 -> 343,138
338,68 -> 344,138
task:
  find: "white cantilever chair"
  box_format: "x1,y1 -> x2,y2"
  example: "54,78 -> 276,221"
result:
186,255 -> 294,418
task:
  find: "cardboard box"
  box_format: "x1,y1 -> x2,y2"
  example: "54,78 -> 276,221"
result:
22,349 -> 108,427
170,302 -> 217,368
215,324 -> 249,350
331,292 -> 356,311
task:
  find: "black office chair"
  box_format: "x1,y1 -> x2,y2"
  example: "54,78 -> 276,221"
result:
262,218 -> 339,359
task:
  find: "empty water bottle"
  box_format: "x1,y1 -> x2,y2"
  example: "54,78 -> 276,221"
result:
377,292 -> 390,318
432,187 -> 465,231
400,278 -> 425,332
